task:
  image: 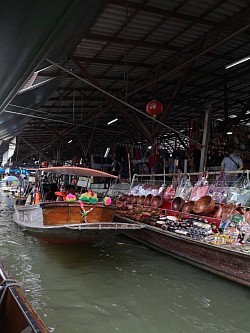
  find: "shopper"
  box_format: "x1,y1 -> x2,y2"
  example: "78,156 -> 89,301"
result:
221,149 -> 243,184
111,157 -> 121,182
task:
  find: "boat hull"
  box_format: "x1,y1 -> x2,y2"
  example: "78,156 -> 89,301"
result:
40,201 -> 115,225
116,216 -> 250,287
13,203 -> 144,244
0,261 -> 49,332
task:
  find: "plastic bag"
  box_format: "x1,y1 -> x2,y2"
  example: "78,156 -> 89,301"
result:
175,174 -> 193,201
163,185 -> 175,200
227,171 -> 250,207
190,172 -> 209,201
208,172 -> 229,203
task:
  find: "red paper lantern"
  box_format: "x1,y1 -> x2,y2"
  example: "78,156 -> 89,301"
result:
146,100 -> 163,118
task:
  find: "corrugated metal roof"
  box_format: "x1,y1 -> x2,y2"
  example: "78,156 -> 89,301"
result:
5,0 -> 250,160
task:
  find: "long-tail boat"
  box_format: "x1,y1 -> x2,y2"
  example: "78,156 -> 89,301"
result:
13,166 -> 144,244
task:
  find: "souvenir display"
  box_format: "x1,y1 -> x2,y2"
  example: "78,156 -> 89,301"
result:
208,171 -> 229,203
163,185 -> 175,200
227,171 -> 250,207
175,175 -> 193,201
189,173 -> 209,201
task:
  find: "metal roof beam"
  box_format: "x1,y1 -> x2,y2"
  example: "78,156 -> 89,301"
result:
18,135 -> 53,165
82,32 -> 181,53
72,57 -> 154,143
73,56 -> 155,69
38,72 -> 134,82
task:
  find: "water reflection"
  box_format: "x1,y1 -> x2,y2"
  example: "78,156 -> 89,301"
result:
0,192 -> 249,333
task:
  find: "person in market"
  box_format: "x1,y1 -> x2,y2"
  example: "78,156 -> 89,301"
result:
111,157 -> 121,182
221,149 -> 244,184
103,157 -> 121,188
55,184 -> 78,201
44,185 -> 57,201
103,164 -> 112,189
148,147 -> 163,176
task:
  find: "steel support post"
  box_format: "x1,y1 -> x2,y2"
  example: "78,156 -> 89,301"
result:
199,105 -> 212,172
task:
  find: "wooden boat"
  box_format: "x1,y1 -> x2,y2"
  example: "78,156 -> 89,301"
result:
13,166 -> 144,244
0,261 -> 49,332
116,215 -> 250,287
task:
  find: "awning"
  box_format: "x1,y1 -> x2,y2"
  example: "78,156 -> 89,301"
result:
0,0 -> 105,113
38,166 -> 118,178
0,77 -> 62,140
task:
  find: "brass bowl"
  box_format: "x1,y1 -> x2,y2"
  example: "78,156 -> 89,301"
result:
119,195 -> 128,201
172,197 -> 185,211
144,194 -> 153,206
151,195 -> 162,209
133,204 -> 142,214
193,196 -> 215,215
181,201 -> 194,214
125,203 -> 133,210
116,201 -> 124,209
130,195 -> 138,204
137,195 -> 145,205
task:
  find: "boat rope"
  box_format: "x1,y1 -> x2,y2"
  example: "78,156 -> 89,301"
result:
0,278 -> 21,305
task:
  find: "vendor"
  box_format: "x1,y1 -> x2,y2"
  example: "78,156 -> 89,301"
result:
55,184 -> 79,201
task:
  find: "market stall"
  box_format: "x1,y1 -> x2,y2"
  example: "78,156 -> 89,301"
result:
114,171 -> 250,287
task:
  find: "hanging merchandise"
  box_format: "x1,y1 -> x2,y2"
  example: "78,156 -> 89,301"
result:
146,100 -> 164,118
163,184 -> 176,200
227,171 -> 250,207
175,174 -> 193,201
208,172 -> 229,203
134,145 -> 140,160
189,172 -> 209,201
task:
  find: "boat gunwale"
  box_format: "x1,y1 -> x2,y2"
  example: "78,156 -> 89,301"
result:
40,201 -> 117,209
0,262 -> 49,332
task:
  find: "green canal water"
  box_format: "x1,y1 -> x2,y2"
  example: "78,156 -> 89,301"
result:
0,192 -> 249,333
